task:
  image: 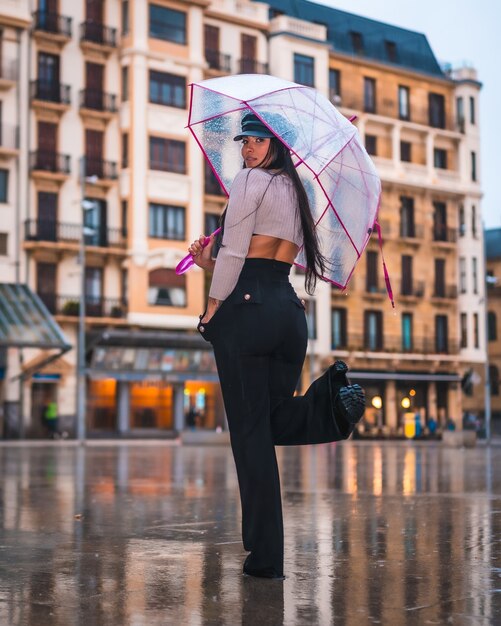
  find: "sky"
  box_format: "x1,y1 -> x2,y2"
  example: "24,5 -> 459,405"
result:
317,0 -> 501,228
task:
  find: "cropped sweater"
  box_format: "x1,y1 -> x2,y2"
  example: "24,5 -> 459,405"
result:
208,168 -> 304,301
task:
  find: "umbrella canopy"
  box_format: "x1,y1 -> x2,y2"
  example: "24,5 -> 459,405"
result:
188,74 -> 381,289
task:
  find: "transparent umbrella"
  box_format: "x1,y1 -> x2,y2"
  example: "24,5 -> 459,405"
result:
186,73 -> 384,293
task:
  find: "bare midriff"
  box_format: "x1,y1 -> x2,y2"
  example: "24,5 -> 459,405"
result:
246,234 -> 299,265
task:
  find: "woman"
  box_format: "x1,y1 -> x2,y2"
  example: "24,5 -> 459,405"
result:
189,112 -> 365,579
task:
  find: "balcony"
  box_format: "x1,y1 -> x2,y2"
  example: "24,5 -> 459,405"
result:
238,58 -> 269,74
79,89 -> 118,120
432,226 -> 457,245
38,293 -> 127,321
0,59 -> 18,89
432,284 -> 457,300
364,281 -> 387,298
399,280 -> 425,298
0,125 -> 19,157
30,79 -> 71,114
32,11 -> 72,44
29,151 -> 70,181
84,158 -> 118,186
399,223 -> 424,240
344,333 -> 459,355
205,50 -> 232,74
80,21 -> 117,54
24,220 -> 127,252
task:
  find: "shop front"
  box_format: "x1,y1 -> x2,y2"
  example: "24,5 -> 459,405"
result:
86,330 -> 224,436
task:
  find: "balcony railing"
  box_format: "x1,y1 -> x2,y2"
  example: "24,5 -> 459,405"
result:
399,224 -> 424,239
80,21 -> 117,47
238,58 -> 269,74
29,150 -> 70,174
85,158 -> 118,180
25,220 -> 126,248
432,284 -> 457,299
399,281 -> 425,297
79,89 -> 118,113
30,79 -> 71,104
433,226 -> 457,243
38,292 -> 127,318
0,59 -> 18,81
0,125 -> 19,150
32,10 -> 72,37
365,282 -> 387,296
344,333 -> 459,355
205,50 -> 232,72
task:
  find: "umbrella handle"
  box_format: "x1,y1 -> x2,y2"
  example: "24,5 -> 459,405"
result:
175,227 -> 222,275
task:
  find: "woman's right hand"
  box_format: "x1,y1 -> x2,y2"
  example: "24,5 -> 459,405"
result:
188,234 -> 216,270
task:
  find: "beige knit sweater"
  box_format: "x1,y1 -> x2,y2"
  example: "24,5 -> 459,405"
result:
209,168 -> 303,301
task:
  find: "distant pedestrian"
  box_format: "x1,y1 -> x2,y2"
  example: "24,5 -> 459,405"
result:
44,401 -> 59,439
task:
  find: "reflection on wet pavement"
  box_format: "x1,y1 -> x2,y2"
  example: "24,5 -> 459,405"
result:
0,441 -> 500,625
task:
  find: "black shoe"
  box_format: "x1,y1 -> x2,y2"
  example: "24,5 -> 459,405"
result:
243,555 -> 284,580
329,360 -> 365,425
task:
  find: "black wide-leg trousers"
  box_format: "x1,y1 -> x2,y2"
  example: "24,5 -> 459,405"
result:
198,259 -> 354,576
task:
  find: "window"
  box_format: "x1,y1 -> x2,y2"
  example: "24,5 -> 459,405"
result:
472,205 -> 477,238
434,148 -> 447,169
121,66 -> 128,102
149,203 -> 185,240
332,308 -> 347,349
205,213 -> 220,236
385,40 -> 397,63
460,313 -> 468,348
364,77 -> 376,113
473,312 -> 479,348
329,68 -> 341,102
148,268 -> 186,307
398,85 -> 409,120
0,169 -> 8,203
470,96 -> 476,125
366,250 -> 378,292
204,160 -> 224,196
490,365 -> 500,396
294,54 -> 314,87
456,97 -> 464,131
149,71 -> 186,108
429,93 -> 445,129
122,0 -> 129,35
365,134 -> 377,156
459,257 -> 467,293
459,204 -> 465,237
350,31 -> 364,55
472,257 -> 478,294
435,315 -> 448,353
122,133 -> 128,168
400,141 -> 411,163
121,200 -> 128,237
433,201 -> 447,241
149,4 -> 186,44
400,196 -> 415,237
149,137 -> 186,174
0,233 -> 7,255
401,256 -> 413,295
434,258 -> 445,297
364,310 -> 383,351
402,313 -> 413,352
488,311 -> 497,341
471,151 -> 477,182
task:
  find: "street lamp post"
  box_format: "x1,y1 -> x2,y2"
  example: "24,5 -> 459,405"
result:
76,157 -> 87,442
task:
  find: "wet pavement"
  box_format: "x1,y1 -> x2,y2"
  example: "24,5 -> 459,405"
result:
1,440 -> 501,625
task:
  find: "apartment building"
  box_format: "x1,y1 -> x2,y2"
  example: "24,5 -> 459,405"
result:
486,229 -> 501,429
0,0 -> 485,438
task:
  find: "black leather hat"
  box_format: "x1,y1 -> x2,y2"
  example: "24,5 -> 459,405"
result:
233,112 -> 275,141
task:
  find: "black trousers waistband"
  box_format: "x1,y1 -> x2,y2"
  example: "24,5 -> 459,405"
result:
239,258 -> 292,281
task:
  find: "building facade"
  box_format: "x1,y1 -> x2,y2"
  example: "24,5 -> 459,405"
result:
0,0 -> 486,438
486,229 -> 501,430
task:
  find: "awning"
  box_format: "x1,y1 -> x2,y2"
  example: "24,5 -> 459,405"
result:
350,371 -> 461,383
0,283 -> 71,378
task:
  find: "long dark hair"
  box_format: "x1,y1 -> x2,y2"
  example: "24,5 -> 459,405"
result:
219,137 -> 327,294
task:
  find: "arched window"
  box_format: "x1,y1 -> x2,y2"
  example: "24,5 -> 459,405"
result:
148,268 -> 186,307
488,311 -> 497,341
490,365 -> 500,396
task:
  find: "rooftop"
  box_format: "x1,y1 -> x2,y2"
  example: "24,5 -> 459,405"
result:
258,0 -> 445,77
